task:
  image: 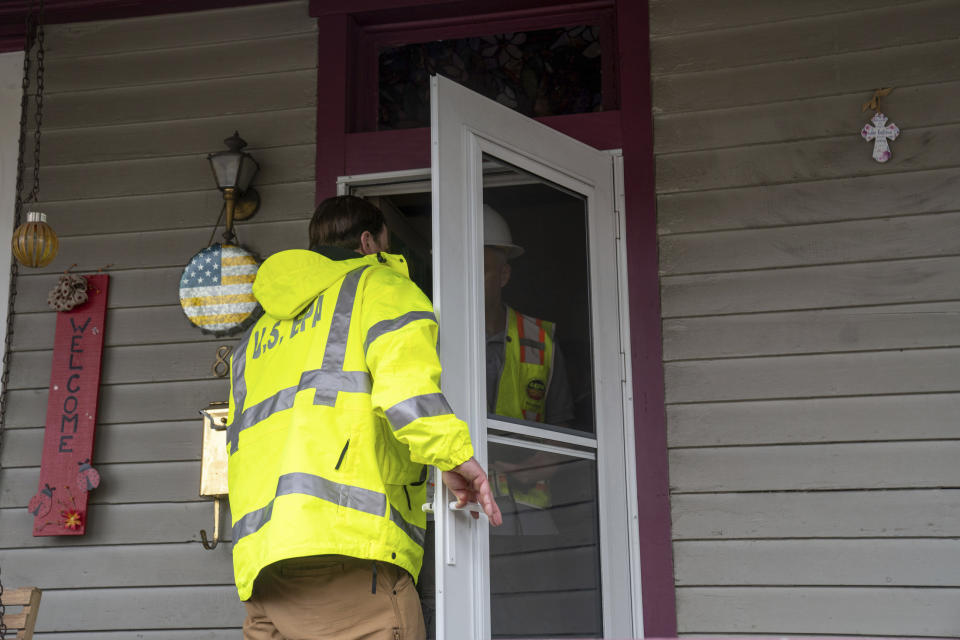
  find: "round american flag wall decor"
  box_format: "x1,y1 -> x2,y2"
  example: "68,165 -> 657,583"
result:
179,243 -> 262,336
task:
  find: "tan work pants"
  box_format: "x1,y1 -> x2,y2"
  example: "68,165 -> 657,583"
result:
243,555 -> 427,640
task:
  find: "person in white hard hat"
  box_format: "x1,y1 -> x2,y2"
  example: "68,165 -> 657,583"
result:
483,205 -> 575,517
483,204 -> 574,426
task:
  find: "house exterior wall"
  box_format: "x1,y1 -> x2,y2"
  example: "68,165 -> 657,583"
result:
0,2 -> 316,637
650,0 -> 960,636
0,52 -> 23,378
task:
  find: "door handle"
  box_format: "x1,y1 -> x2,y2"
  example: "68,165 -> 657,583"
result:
421,500 -> 486,516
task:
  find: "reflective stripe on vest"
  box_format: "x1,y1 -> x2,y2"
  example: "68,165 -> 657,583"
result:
516,312 -> 546,365
495,307 -> 554,423
227,267 -> 370,454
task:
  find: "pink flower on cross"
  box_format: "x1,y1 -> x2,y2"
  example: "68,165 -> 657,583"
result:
861,111 -> 899,163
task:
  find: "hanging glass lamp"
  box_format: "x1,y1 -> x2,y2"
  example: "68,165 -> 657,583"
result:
12,211 -> 58,268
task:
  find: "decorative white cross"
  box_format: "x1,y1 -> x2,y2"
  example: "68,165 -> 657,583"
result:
861,111 -> 899,163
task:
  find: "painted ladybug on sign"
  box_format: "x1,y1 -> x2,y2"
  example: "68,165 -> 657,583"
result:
76,459 -> 101,491
28,483 -> 55,517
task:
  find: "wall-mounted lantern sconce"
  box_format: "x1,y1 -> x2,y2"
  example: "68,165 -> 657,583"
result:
207,131 -> 260,244
12,211 -> 58,268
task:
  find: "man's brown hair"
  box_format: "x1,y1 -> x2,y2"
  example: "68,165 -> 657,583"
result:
309,195 -> 386,250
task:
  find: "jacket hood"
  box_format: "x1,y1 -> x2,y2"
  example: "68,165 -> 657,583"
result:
252,249 -> 410,319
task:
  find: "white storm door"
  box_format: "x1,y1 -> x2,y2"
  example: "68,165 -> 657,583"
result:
430,74 -> 636,639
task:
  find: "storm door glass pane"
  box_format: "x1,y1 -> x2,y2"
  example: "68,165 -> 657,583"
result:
482,156 -> 594,434
488,439 -> 602,638
483,155 -> 602,637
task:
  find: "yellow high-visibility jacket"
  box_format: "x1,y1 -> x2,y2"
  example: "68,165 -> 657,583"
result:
226,248 -> 474,601
494,306 -> 556,423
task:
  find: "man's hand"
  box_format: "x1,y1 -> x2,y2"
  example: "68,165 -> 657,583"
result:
442,458 -> 503,527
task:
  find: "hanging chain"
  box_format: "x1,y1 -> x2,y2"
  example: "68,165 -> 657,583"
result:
0,3 -> 43,634
27,0 -> 44,205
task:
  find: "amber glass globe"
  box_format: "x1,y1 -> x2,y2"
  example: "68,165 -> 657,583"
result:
12,211 -> 58,268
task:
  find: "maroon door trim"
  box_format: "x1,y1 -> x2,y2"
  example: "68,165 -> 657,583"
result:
615,0 -> 677,635
316,3 -> 677,634
318,3 -> 676,635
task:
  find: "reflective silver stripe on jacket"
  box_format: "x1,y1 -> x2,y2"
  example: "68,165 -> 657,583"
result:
364,310 -> 437,355
233,471 -> 388,543
389,504 -> 426,547
228,266 -> 370,454
385,393 -> 453,431
231,328 -> 254,420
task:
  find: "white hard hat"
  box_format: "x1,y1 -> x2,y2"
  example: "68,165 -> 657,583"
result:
483,204 -> 524,259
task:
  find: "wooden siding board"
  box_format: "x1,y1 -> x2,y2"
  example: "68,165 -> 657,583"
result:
675,587 -> 960,637
648,0 -> 927,37
3,543 -> 234,588
664,347 -> 960,403
41,69 -> 317,129
671,490 -> 960,539
16,268 -> 197,313
1,421 -> 199,467
662,302 -> 960,360
669,441 -> 960,493
5,379 -> 230,429
44,32 -> 317,93
35,182 -> 314,236
653,38 -> 960,114
660,256 -> 960,317
13,307 -> 247,352
660,211 -> 960,275
656,123 -> 960,194
652,0 -> 960,75
29,144 -> 314,202
0,502 -> 221,548
667,393 -> 960,447
28,218 -> 305,274
33,586 -> 245,631
657,168 -> 960,234
2,461 -> 204,508
9,343 -> 231,389
45,0 -> 312,58
673,539 -> 960,587
37,108 -> 316,165
654,81 -> 960,154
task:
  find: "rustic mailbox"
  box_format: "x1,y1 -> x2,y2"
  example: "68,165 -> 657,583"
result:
199,402 -> 229,549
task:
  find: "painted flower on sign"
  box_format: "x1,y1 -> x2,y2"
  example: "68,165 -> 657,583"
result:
62,509 -> 83,530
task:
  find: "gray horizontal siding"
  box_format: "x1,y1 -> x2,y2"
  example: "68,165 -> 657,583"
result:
676,587 -> 960,637
652,0 -> 960,636
649,0 -> 929,37
1,3 -> 315,637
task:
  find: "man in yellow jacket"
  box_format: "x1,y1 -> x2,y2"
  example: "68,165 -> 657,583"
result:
227,195 -> 501,640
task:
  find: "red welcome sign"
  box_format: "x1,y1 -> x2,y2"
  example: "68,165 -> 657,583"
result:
30,274 -> 108,536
